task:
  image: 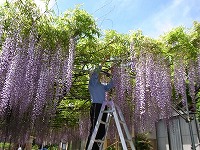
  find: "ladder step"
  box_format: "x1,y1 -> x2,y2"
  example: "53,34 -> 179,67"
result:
94,139 -> 105,143
100,121 -> 108,125
102,110 -> 114,113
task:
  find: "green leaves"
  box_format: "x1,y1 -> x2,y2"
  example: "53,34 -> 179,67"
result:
0,0 -> 100,55
162,26 -> 197,63
52,99 -> 90,128
61,6 -> 100,39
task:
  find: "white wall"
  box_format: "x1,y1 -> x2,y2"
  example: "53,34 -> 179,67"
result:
156,114 -> 200,150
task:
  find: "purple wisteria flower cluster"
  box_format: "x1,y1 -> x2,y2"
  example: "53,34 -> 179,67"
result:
0,28 -> 75,143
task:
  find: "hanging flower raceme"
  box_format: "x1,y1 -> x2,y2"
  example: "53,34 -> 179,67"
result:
188,61 -> 196,104
153,57 -> 172,120
134,52 -> 151,133
0,36 -> 17,94
174,60 -> 187,105
113,65 -> 126,104
134,51 -> 172,133
0,39 -> 28,114
32,63 -> 51,120
79,115 -> 90,139
196,55 -> 200,87
62,37 -> 76,95
113,64 -> 133,114
111,63 -> 134,137
0,30 -> 76,142
135,53 -> 146,116
21,33 -> 41,113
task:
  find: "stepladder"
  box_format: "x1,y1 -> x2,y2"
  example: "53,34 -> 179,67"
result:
87,100 -> 136,150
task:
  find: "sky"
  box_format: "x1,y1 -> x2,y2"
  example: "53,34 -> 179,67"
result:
1,0 -> 200,38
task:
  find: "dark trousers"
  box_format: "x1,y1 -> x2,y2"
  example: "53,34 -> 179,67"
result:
86,103 -> 108,150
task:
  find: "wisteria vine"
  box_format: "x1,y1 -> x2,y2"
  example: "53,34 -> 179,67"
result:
0,1 -> 200,147
0,27 -> 76,144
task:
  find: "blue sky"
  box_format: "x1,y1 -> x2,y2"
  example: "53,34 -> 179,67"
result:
52,0 -> 200,38
2,0 -> 200,38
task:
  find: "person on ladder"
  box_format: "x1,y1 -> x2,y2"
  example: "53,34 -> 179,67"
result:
85,56 -> 114,150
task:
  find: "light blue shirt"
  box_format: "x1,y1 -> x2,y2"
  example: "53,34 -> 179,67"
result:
89,66 -> 114,104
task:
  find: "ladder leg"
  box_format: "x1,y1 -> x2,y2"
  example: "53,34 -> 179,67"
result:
87,100 -> 136,150
99,106 -> 112,150
112,105 -> 128,150
97,106 -> 108,150
87,102 -> 109,150
116,105 -> 136,150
